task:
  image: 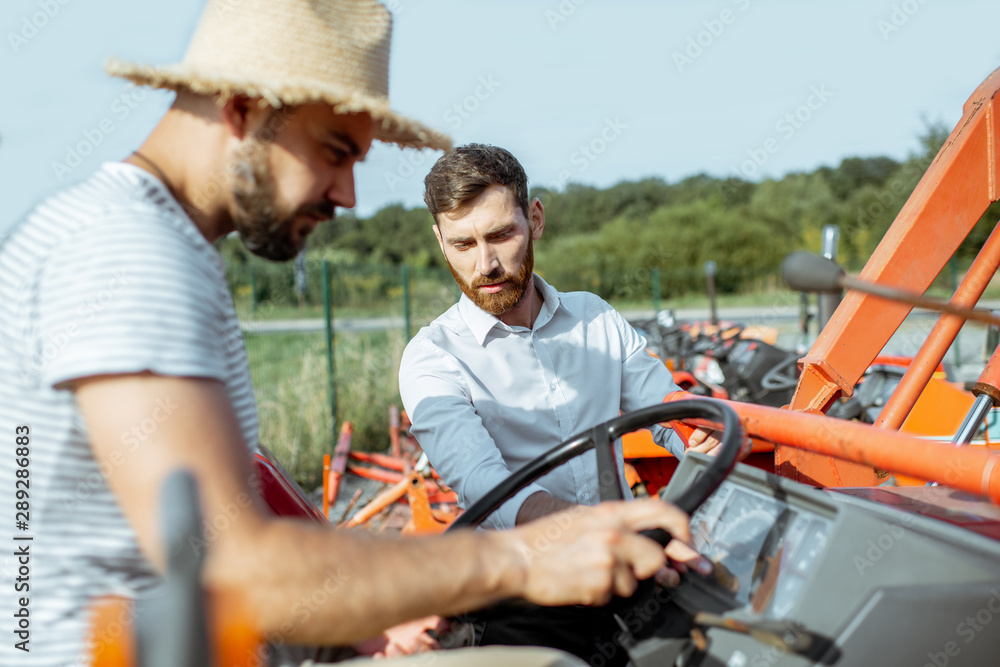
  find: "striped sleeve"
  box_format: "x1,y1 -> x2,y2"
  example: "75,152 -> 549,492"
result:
35,208 -> 229,389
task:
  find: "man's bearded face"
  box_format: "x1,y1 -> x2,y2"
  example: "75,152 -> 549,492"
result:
230,135 -> 333,262
449,235 -> 534,316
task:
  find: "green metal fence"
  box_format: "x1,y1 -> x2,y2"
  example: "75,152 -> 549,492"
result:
228,255 -> 781,486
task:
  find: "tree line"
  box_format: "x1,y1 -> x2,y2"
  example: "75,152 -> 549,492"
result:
224,124 -> 1000,304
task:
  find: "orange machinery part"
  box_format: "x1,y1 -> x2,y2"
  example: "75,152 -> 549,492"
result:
973,340 -> 1000,407
322,454 -> 331,518
629,451 -> 776,497
326,421 -> 354,506
874,219 -> 1000,431
90,597 -> 135,667
897,376 -> 975,439
786,66 -> 1000,488
665,391 -> 1000,504
349,450 -> 442,480
403,471 -> 456,534
351,450 -> 408,471
342,475 -> 411,529
624,420 -> 775,495
345,463 -> 456,501
89,590 -> 260,667
669,369 -> 728,400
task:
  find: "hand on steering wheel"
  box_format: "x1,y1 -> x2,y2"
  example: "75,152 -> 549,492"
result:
686,427 -> 753,461
507,498 -> 708,606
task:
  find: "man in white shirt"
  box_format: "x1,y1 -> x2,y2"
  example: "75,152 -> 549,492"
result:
0,3 -> 709,666
399,144 -> 722,665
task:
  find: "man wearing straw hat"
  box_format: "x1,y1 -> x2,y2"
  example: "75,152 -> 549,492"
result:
0,0 -> 710,665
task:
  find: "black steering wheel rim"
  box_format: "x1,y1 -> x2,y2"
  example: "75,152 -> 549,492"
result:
448,398 -> 744,532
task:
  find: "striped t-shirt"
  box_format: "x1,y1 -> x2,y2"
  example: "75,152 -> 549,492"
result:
0,162 -> 259,666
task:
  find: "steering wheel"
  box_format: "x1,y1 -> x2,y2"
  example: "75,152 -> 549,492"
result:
447,399 -> 744,641
760,354 -> 800,392
448,398 -> 744,533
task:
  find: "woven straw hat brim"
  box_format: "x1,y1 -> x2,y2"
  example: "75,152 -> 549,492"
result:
106,58 -> 451,152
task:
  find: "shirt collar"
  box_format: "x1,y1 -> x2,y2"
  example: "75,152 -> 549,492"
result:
458,274 -> 564,346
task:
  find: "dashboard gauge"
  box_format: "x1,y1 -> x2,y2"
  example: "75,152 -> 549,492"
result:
690,482 -> 833,615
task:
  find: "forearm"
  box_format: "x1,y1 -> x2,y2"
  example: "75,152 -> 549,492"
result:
515,491 -> 577,525
77,375 -> 525,646
205,518 -> 527,645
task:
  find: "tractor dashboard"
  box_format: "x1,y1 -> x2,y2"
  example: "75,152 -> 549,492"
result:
633,454 -> 1000,666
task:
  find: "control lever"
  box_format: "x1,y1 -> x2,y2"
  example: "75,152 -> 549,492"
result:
781,251 -> 1000,327
690,612 -> 841,664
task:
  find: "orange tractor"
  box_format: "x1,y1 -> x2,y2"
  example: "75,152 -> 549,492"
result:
444,65 -> 1000,665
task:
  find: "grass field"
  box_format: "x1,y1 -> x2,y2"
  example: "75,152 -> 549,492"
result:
244,329 -> 407,489
238,287 -> 803,487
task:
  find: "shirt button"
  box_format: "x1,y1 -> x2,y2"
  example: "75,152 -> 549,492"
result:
549,381 -> 557,391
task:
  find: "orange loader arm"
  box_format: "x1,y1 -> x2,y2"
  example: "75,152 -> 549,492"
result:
665,391 -> 1000,504
786,66 -> 1000,488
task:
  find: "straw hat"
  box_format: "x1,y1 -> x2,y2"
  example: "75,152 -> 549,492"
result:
106,0 -> 450,151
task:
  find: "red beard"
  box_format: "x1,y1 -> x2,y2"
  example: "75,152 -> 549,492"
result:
450,237 -> 534,316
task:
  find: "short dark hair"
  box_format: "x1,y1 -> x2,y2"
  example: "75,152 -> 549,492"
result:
423,144 -> 529,221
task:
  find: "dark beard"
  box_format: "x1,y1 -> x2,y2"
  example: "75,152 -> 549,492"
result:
230,136 -> 332,262
450,238 -> 534,316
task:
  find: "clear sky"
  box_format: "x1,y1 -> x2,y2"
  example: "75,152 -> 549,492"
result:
3,0 -> 1000,233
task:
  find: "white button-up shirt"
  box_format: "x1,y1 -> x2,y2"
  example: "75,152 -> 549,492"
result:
399,275 -> 684,529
